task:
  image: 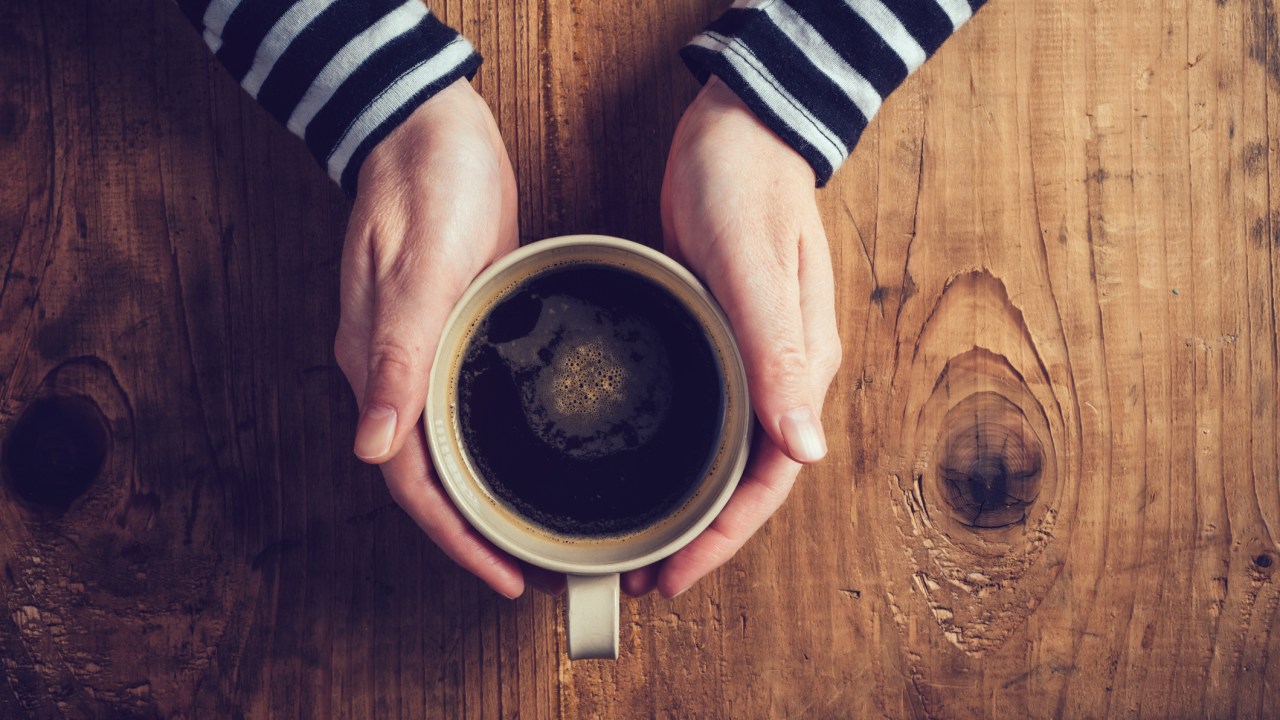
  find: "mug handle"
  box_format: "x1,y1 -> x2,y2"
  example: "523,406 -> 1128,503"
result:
566,573 -> 619,660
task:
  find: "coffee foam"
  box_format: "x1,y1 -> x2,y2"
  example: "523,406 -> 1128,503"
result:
493,293 -> 673,461
450,257 -> 740,546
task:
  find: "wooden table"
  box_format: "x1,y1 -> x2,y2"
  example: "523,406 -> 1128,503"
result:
2,0 -> 1278,717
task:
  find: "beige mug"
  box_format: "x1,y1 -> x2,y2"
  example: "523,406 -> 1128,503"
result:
425,235 -> 752,660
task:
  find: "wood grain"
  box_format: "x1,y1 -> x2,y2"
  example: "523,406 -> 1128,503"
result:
1,0 -> 1277,717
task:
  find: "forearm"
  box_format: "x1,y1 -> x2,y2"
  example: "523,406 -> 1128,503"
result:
681,0 -> 987,184
172,0 -> 481,194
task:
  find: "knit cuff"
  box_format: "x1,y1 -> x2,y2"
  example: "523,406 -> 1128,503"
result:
681,0 -> 985,186
176,0 -> 481,196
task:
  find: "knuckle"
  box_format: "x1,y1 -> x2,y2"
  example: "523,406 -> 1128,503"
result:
757,343 -> 811,394
333,330 -> 362,376
367,339 -> 419,379
818,338 -> 844,381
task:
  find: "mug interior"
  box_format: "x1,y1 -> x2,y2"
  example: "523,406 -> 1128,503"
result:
425,236 -> 752,575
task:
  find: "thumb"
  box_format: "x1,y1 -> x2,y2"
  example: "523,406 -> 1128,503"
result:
353,254 -> 464,464
704,238 -> 828,464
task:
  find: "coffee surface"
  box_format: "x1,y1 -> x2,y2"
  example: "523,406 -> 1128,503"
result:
457,264 -> 723,537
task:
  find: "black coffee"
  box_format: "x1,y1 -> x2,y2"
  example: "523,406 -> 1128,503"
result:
457,264 -> 724,538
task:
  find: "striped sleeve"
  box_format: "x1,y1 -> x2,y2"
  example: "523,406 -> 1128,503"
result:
173,0 -> 482,195
681,0 -> 987,185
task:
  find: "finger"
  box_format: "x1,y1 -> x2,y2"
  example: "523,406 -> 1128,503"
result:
354,243 -> 470,464
381,421 -> 526,599
621,565 -> 659,597
334,220 -> 376,403
657,434 -> 801,598
651,223 -> 837,600
798,222 -> 842,412
702,235 -> 828,464
339,205 -> 378,342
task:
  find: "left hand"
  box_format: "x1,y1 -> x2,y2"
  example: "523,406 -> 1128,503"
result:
335,79 -> 562,599
623,76 -> 843,598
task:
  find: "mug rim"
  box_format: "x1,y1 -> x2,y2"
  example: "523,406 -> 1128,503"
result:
424,234 -> 752,575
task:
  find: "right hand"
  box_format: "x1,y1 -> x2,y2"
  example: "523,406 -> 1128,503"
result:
334,79 -> 558,599
621,76 -> 842,598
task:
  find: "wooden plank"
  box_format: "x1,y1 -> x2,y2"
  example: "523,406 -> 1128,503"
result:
0,0 -> 1276,717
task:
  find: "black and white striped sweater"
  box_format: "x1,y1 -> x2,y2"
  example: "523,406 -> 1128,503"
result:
174,0 -> 986,194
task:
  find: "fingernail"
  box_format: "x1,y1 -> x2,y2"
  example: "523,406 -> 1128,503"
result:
498,585 -> 522,600
669,583 -> 693,599
779,406 -> 827,462
354,404 -> 397,460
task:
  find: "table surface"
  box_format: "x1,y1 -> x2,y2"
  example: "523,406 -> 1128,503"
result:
2,0 -> 1279,717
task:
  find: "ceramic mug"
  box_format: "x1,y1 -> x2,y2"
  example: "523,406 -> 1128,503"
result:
425,234 -> 752,659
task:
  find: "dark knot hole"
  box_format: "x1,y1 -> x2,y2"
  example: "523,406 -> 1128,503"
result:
3,394 -> 109,511
935,393 -> 1045,530
967,456 -> 1011,503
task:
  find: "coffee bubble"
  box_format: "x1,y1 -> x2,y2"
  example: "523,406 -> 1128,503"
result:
492,293 -> 672,461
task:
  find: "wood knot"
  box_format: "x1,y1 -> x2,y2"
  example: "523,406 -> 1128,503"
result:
1256,553 -> 1274,570
3,394 -> 109,511
935,392 -> 1043,529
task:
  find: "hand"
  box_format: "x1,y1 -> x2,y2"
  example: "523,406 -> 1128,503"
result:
335,79 -> 558,599
624,76 -> 842,598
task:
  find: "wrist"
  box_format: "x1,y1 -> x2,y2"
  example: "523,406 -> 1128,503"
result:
681,76 -> 815,187
368,78 -> 478,154
404,76 -> 485,124
357,78 -> 503,195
